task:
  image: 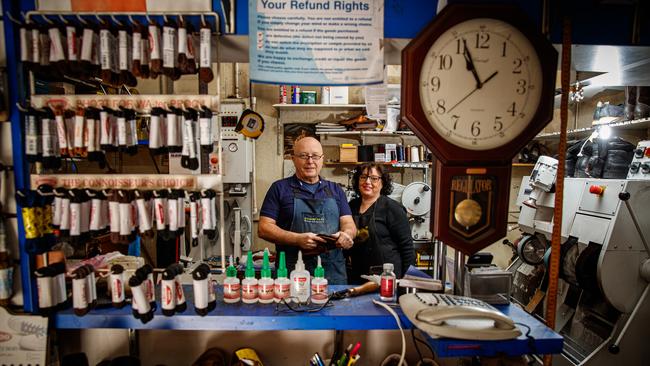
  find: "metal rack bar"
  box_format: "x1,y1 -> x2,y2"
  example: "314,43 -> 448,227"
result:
25,11 -> 221,36
3,0 -> 36,312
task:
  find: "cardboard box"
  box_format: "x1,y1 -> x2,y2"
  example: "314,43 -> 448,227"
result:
330,87 -> 349,104
339,145 -> 358,162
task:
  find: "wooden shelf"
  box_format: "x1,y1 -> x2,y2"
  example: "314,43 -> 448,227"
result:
273,103 -> 366,109
512,163 -> 535,167
535,117 -> 650,140
324,161 -> 432,169
316,130 -> 415,136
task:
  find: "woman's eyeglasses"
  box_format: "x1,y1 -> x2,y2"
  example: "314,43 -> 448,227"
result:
360,175 -> 381,183
294,153 -> 324,161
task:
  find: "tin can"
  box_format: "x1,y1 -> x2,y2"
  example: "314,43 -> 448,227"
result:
321,86 -> 331,104
291,86 -> 301,104
279,85 -> 288,104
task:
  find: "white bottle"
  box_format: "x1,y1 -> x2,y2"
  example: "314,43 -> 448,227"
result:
310,256 -> 328,304
290,251 -> 310,303
223,255 -> 241,304
241,251 -> 259,304
274,252 -> 291,303
258,249 -> 275,304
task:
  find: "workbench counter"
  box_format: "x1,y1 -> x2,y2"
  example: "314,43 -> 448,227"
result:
54,285 -> 563,357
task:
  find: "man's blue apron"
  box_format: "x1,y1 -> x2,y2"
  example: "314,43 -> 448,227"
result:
288,186 -> 347,284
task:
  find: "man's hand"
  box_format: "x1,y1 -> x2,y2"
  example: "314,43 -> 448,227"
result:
333,231 -> 354,250
296,232 -> 326,252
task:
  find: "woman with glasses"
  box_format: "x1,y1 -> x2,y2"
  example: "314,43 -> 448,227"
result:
346,163 -> 415,284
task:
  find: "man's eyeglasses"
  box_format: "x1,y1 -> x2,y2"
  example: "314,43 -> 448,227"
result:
294,153 -> 324,161
360,175 -> 381,183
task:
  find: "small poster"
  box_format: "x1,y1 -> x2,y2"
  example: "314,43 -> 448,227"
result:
249,0 -> 384,85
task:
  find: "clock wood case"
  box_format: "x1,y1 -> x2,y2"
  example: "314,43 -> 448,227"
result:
401,4 -> 558,254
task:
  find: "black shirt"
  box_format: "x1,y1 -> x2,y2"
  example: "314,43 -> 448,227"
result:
347,195 -> 416,284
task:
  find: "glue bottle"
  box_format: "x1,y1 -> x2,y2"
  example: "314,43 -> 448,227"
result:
274,252 -> 291,303
258,249 -> 275,304
380,262 -> 397,302
310,256 -> 328,304
223,255 -> 241,303
290,251 -> 310,303
241,252 -> 258,304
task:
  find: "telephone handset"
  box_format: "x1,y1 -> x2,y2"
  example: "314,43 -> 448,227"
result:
399,293 -> 522,341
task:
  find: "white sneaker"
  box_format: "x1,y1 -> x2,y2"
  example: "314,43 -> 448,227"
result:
7,316 -> 47,337
19,333 -> 47,351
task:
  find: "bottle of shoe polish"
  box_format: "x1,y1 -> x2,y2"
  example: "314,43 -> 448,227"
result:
274,252 -> 291,303
310,256 -> 328,304
72,266 -> 90,316
223,255 -> 241,303
110,264 -> 126,308
258,249 -> 274,304
192,264 -> 210,316
160,268 -> 176,316
290,251 -> 310,303
241,252 -> 258,304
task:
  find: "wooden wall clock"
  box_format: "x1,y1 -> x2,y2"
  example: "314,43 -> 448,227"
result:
401,4 -> 557,255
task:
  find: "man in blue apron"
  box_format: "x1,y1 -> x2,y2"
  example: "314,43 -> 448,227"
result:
259,136 -> 356,284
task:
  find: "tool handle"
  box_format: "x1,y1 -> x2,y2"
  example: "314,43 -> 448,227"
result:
349,281 -> 379,296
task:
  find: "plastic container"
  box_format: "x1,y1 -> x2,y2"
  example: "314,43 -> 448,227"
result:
242,252 -> 259,304
290,251 -> 310,303
223,255 -> 241,304
274,252 -> 291,303
310,256 -> 328,304
258,249 -> 275,304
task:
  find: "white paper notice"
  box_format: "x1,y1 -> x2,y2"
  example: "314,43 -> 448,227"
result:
249,0 -> 384,85
365,84 -> 387,120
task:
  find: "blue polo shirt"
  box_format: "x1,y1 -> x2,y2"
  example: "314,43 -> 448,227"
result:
260,175 -> 352,232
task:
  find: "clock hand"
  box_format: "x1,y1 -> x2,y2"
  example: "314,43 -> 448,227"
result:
462,38 -> 482,88
447,70 -> 499,114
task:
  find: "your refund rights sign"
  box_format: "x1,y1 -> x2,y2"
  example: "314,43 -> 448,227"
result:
249,0 -> 384,85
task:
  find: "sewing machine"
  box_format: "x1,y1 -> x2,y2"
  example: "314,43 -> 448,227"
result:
514,145 -> 650,365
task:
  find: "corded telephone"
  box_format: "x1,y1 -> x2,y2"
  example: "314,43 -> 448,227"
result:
399,293 -> 522,340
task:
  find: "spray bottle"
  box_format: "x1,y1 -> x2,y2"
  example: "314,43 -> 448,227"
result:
274,252 -> 291,303
258,249 -> 274,304
290,251 -> 310,303
241,252 -> 258,304
310,256 -> 328,304
223,255 -> 241,303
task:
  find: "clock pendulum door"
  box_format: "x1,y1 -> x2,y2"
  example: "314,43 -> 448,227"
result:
435,164 -> 511,254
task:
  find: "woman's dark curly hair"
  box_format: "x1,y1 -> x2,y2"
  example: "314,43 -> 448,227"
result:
352,163 -> 393,196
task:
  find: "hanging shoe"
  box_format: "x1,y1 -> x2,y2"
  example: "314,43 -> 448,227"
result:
625,86 -> 637,120
634,86 -> 650,120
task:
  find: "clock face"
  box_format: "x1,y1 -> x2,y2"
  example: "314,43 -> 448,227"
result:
419,18 -> 544,151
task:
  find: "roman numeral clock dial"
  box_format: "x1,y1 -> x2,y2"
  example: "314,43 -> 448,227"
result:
402,4 -> 557,254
